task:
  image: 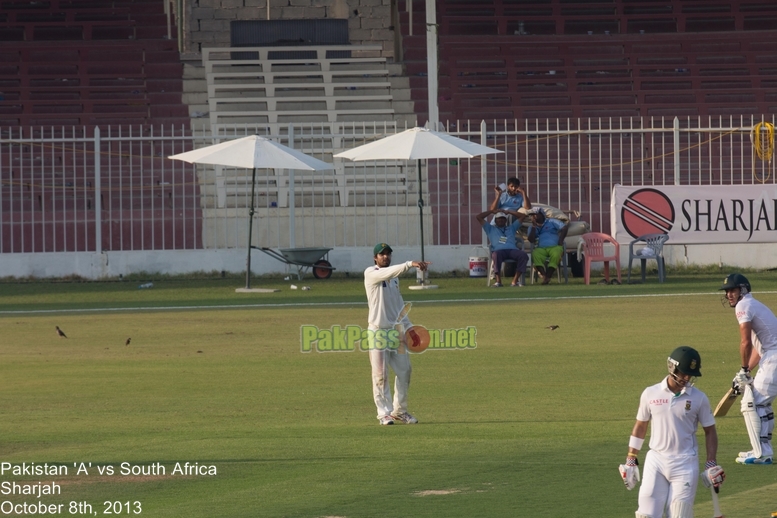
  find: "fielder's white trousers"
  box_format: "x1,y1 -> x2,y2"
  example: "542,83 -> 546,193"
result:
369,345 -> 411,419
637,450 -> 698,518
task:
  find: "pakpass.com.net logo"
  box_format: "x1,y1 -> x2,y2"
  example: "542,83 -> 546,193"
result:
300,325 -> 477,353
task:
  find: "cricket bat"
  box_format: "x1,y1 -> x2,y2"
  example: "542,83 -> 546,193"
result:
395,303 -> 412,354
710,485 -> 724,518
713,386 -> 740,417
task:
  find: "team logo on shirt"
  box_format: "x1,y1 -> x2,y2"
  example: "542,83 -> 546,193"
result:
685,401 -> 692,411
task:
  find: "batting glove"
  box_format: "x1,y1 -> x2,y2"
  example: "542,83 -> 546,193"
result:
733,367 -> 753,389
701,464 -> 725,489
619,457 -> 640,491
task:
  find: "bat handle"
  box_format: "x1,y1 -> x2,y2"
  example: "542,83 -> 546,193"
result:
710,484 -> 724,518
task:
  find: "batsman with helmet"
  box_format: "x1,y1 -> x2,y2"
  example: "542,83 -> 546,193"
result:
620,346 -> 724,518
720,273 -> 777,465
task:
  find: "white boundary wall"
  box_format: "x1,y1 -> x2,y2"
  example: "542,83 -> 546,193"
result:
2,242 -> 776,280
3,116 -> 777,277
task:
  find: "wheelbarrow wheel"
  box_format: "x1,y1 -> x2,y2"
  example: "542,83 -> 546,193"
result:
312,260 -> 332,279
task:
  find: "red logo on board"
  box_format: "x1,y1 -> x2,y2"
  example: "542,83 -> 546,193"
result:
622,188 -> 675,239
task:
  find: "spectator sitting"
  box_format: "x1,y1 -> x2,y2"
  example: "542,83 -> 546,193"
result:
476,209 -> 529,287
527,208 -> 569,285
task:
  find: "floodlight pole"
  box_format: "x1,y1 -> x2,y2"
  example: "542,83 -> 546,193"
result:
245,167 -> 257,289
425,0 -> 439,130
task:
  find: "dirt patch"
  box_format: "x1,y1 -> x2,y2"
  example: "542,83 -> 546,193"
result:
412,489 -> 461,497
41,474 -> 175,487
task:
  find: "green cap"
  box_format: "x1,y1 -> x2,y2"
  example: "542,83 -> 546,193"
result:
373,243 -> 393,255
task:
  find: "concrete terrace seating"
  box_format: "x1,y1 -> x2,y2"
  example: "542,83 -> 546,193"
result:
207,160 -> 408,209
202,45 -> 395,132
201,46 -> 406,209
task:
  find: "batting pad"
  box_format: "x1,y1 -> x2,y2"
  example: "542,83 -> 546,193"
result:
669,499 -> 693,518
758,403 -> 774,456
741,386 -> 763,458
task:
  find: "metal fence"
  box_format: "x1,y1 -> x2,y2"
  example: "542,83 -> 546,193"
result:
1,116 -> 774,254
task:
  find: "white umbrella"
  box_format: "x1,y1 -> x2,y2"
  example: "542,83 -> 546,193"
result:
169,135 -> 334,290
168,135 -> 333,171
335,126 -> 501,162
335,127 -> 502,284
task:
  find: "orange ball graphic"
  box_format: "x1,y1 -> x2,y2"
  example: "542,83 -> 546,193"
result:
405,325 -> 430,353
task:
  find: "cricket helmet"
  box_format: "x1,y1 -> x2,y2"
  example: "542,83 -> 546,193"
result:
719,273 -> 750,294
719,273 -> 750,306
667,346 -> 702,382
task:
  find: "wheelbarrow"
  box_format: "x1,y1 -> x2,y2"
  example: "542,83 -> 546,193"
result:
257,247 -> 335,280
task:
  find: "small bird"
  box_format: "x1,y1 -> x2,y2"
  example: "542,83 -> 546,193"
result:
56,326 -> 67,338
545,325 -> 560,331
125,338 -> 131,346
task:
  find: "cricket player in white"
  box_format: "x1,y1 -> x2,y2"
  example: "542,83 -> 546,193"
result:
720,273 -> 777,464
620,346 -> 724,518
364,243 -> 429,426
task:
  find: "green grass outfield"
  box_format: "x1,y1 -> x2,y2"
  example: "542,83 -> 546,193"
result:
1,271 -> 776,517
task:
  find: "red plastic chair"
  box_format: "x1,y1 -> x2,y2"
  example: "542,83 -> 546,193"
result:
580,233 -> 621,285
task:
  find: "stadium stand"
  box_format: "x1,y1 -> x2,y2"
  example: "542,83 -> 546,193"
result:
0,0 -> 198,252
400,0 -> 777,122
200,41 -> 410,208
397,0 -> 777,245
0,0 -> 190,128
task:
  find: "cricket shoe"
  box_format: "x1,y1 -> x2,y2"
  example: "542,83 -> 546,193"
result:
390,412 -> 418,424
379,416 -> 395,426
735,453 -> 772,464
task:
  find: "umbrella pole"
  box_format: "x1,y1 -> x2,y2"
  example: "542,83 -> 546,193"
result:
245,167 -> 257,289
417,158 -> 425,282
407,157 -> 436,290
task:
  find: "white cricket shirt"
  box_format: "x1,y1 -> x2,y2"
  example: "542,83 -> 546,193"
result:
636,377 -> 715,457
364,261 -> 413,330
735,293 -> 777,357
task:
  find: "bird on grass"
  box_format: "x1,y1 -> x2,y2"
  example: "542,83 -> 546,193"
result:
125,338 -> 131,346
545,325 -> 559,331
56,326 -> 67,338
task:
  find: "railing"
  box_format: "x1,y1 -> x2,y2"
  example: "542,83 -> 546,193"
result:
0,116 -> 774,254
